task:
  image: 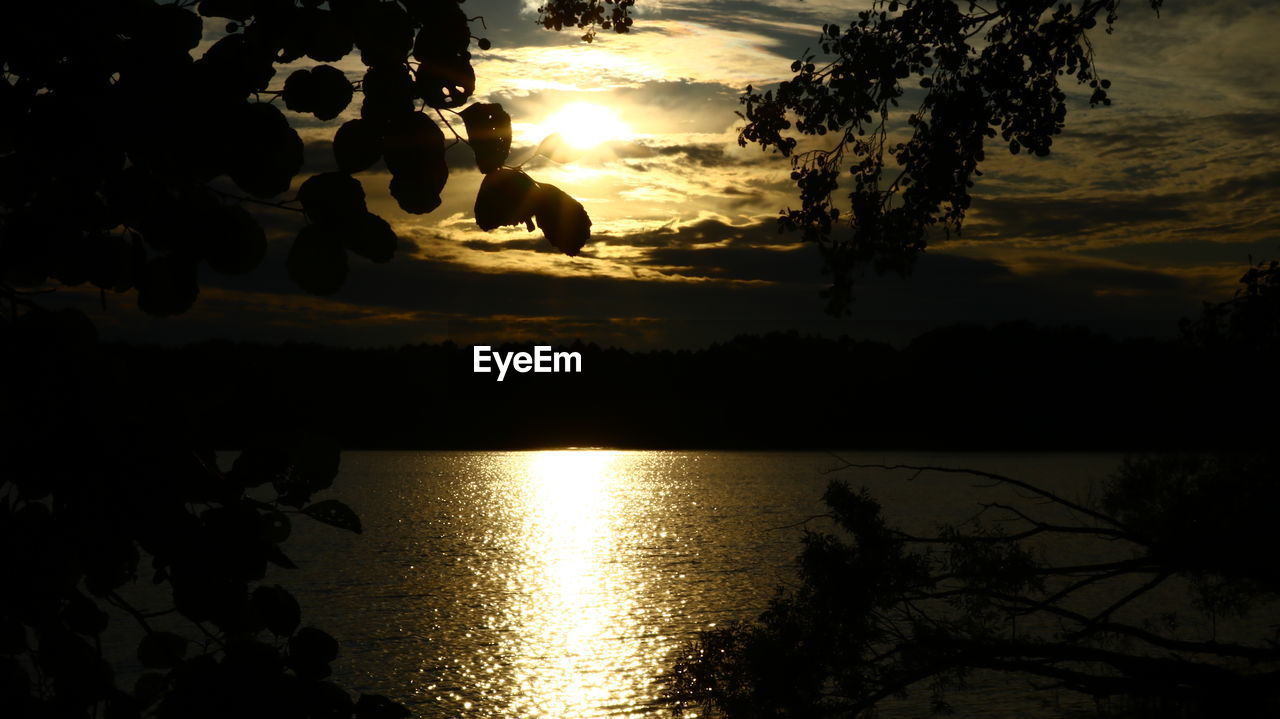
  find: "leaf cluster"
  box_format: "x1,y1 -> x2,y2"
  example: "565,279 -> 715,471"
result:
0,306 -> 404,719
1181,258 -> 1280,354
537,0 -> 636,43
462,104 -> 592,257
736,0 -> 1164,314
667,457 -> 1280,718
1,0 -> 596,309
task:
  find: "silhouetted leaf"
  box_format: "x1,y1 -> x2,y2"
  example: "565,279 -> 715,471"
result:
288,627 -> 339,680
199,205 -> 266,275
266,545 -> 298,570
355,693 -> 412,719
85,236 -> 136,291
302,500 -> 362,534
409,2 -> 474,108
199,34 -> 277,101
288,224 -> 348,296
282,65 -> 354,121
305,681 -> 357,718
415,53 -> 475,109
282,69 -> 318,114
304,9 -> 355,62
383,112 -> 448,214
290,627 -> 339,664
312,65 -> 354,121
389,173 -> 444,215
460,103 -> 512,174
408,0 -> 471,54
137,632 -> 188,669
222,638 -> 283,678
230,446 -> 289,488
0,81 -> 22,155
475,169 -> 539,231
360,65 -> 415,125
297,173 -> 367,225
534,183 -> 591,256
138,5 -> 204,55
0,619 -> 26,654
340,212 -> 399,264
260,511 -> 292,545
333,119 -> 383,174
355,2 -> 413,68
60,591 -> 106,634
133,672 -> 167,709
252,585 -> 301,637
382,112 -> 445,177
62,592 -> 108,636
136,255 -> 199,317
535,132 -> 581,164
227,103 -> 304,199
288,436 -> 341,496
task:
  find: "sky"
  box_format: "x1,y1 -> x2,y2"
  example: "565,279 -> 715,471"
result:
76,0 -> 1280,348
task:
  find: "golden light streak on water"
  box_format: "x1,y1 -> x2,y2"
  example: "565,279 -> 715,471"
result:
474,450 -> 656,718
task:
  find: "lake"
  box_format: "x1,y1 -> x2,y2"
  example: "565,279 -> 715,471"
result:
272,450 -> 1143,718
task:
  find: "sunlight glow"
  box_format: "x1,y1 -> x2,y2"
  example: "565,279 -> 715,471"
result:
511,449 -> 645,717
398,450 -> 700,717
538,102 -> 631,150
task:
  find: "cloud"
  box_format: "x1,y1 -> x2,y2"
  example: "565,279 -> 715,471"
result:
640,245 -> 819,283
646,142 -> 742,167
462,237 -> 555,254
604,217 -> 791,249
966,195 -> 1191,240
98,0 -> 1274,350
1010,257 -> 1191,295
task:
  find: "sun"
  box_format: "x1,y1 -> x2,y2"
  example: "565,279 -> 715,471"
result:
538,102 -> 630,150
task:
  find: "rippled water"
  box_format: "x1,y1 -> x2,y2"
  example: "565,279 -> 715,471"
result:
275,450 -> 1130,718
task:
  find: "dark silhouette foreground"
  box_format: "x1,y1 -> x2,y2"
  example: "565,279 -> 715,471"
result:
664,263 -> 1280,718
1,1 -> 614,717
666,455 -> 1280,718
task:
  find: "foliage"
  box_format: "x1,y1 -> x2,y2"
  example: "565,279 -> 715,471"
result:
1,306 -> 409,719
0,2 -> 612,717
735,0 -> 1164,313
666,458 -> 1280,718
0,0 -> 593,318
1181,258 -> 1280,353
537,0 -> 635,42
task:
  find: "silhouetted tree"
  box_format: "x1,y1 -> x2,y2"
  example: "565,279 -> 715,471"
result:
1,2 -> 608,717
665,267 -> 1280,718
537,0 -> 635,42
734,0 -> 1165,312
667,456 -> 1280,718
1181,258 -> 1280,354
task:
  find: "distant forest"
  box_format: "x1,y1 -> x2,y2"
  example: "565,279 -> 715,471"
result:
105,322 -> 1266,451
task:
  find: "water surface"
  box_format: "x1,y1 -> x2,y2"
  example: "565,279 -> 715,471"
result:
278,450 -> 1127,718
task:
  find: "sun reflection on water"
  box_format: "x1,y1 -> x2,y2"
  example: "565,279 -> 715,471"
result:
390,450 -> 735,717
501,450 -> 651,718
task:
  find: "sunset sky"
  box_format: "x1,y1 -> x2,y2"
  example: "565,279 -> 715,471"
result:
80,0 -> 1280,348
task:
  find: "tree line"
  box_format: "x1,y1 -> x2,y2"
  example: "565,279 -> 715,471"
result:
101,317 -> 1270,452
